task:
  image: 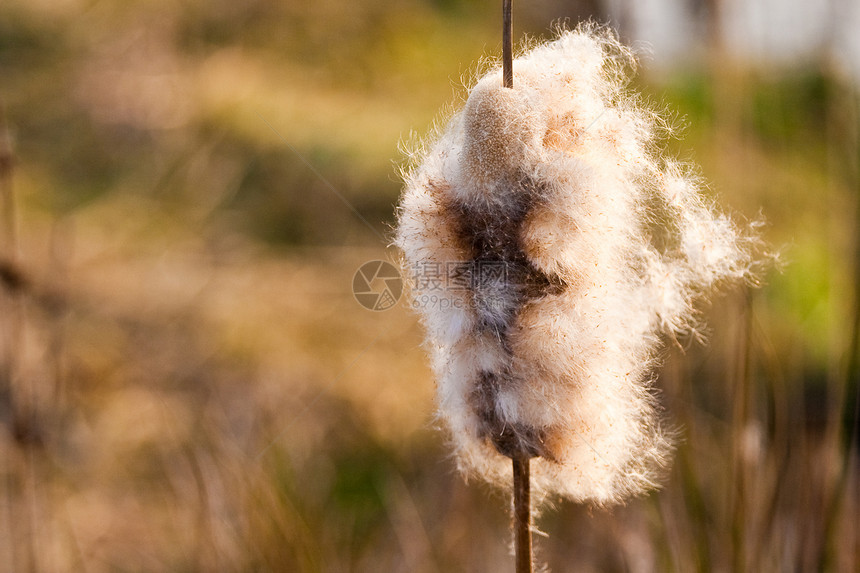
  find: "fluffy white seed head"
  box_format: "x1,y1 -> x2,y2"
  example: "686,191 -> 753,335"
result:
395,25 -> 760,505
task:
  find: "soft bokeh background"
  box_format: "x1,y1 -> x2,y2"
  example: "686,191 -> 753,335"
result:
1,1 -> 858,571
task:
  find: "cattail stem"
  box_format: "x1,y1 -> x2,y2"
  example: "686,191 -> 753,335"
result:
502,3 -> 527,570
502,0 -> 513,89
513,456 -> 533,573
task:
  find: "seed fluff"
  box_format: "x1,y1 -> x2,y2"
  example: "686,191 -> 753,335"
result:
395,25 -> 759,505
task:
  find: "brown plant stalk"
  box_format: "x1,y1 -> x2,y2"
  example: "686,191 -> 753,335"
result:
501,3 -> 533,572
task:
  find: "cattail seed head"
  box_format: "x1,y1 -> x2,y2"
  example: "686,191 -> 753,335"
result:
461,82 -> 541,187
396,25 -> 760,505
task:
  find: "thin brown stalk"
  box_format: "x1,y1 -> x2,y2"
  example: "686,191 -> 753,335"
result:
501,4 -> 528,570
730,289 -> 753,573
513,457 -> 533,573
502,0 -> 513,89
0,105 -> 16,259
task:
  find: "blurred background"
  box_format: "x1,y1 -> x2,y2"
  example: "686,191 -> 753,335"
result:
0,0 -> 858,571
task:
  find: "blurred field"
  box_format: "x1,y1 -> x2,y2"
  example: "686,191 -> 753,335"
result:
1,1 -> 858,571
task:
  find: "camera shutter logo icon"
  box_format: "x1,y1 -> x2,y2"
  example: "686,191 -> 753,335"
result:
352,260 -> 403,311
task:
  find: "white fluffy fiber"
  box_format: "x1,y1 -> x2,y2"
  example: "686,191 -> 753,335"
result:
396,26 -> 757,505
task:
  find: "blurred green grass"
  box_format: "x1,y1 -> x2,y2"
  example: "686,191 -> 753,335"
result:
0,1 -> 857,571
